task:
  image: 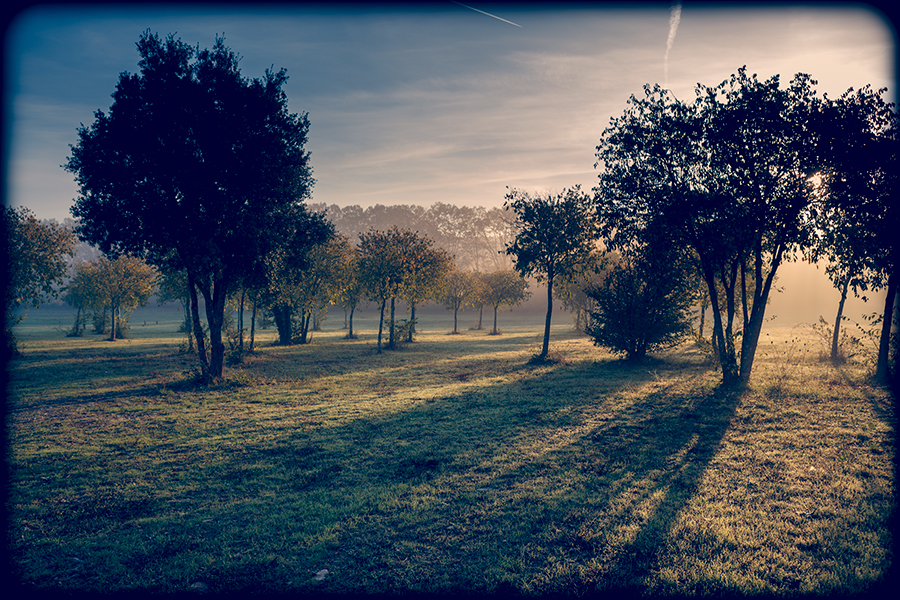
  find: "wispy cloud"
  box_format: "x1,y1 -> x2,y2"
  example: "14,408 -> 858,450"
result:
665,1 -> 682,85
452,1 -> 523,28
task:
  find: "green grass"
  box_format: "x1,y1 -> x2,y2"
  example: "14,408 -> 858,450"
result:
5,306 -> 896,596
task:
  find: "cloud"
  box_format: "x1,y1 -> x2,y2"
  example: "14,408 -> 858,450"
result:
665,1 -> 682,85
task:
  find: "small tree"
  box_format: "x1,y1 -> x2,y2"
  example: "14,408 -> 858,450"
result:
585,247 -> 696,361
504,186 -> 597,360
358,227 -> 406,353
480,270 -> 531,335
92,255 -> 157,341
335,244 -> 363,339
4,207 -> 75,354
443,270 -> 477,334
399,234 -> 453,342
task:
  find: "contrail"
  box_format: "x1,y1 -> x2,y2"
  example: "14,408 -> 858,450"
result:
664,1 -> 682,85
452,1 -> 523,28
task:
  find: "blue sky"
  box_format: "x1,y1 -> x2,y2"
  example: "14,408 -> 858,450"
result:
4,2 -> 895,223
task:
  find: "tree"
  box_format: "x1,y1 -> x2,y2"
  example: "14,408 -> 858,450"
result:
813,85 -> 899,383
595,68 -> 821,383
95,255 -> 156,341
480,270 -> 531,335
357,227 -> 406,353
335,244 -> 364,339
65,32 -> 317,381
443,270 -> 477,334
584,244 -> 696,361
261,215 -> 336,345
504,186 -> 597,360
399,235 -> 453,342
4,207 -> 75,354
63,256 -> 155,341
64,262 -> 101,337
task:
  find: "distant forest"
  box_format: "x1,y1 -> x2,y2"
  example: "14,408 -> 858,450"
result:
309,202 -> 516,273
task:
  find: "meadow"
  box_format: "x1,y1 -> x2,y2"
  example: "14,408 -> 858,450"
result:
5,304 -> 896,596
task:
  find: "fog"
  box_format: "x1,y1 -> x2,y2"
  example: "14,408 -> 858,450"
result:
765,260 -> 885,328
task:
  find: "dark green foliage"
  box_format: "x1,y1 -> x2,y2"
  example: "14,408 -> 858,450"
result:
595,68 -> 822,383
66,31 -> 317,380
585,252 -> 695,361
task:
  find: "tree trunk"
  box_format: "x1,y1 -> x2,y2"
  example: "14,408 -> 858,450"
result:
201,274 -> 228,381
831,277 -> 850,362
739,249 -> 784,382
875,270 -> 897,385
540,276 -> 554,359
699,299 -> 706,339
388,297 -> 396,350
299,310 -> 312,344
452,306 -> 459,334
347,305 -> 356,339
492,305 -> 499,335
238,289 -> 245,353
701,260 -> 738,383
477,306 -> 483,330
249,301 -> 257,352
377,298 -> 386,353
187,272 -> 208,376
107,302 -> 117,342
273,304 -> 293,345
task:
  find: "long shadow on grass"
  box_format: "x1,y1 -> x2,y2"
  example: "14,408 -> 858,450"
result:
9,347 -> 730,595
174,355 -> 729,594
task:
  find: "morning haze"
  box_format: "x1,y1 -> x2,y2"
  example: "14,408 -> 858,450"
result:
5,2 -> 898,595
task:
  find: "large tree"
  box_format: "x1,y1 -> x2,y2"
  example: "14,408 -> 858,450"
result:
65,32 -> 318,380
813,85 -> 899,385
595,68 -> 821,384
4,207 -> 75,355
504,186 -> 597,361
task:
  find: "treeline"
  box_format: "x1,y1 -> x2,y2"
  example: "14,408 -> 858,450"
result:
309,202 -> 516,273
5,31 -> 897,390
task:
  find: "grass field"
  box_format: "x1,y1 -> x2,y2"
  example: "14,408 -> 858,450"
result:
5,304 -> 896,596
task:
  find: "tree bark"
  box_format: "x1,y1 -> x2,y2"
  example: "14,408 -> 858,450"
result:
377,299 -> 386,353
739,247 -> 785,382
187,271 -> 209,377
875,270 -> 897,385
200,274 -> 228,381
272,304 -> 293,345
540,275 -> 554,359
408,301 -> 417,342
238,289 -> 245,353
831,277 -> 850,362
346,305 -> 356,339
249,301 -> 257,352
388,297 -> 396,349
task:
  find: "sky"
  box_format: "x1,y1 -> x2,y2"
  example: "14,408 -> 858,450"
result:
2,0 -> 898,324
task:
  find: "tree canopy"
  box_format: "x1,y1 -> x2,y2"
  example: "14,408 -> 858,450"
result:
4,206 -> 75,355
504,186 -> 597,360
65,31 -> 319,380
595,68 -> 821,383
